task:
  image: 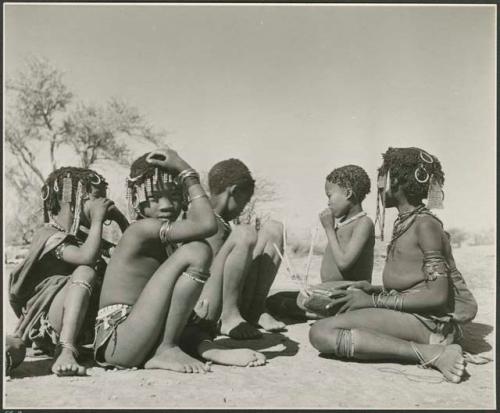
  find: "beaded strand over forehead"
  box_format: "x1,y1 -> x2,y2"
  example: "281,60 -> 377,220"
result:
126,152 -> 185,220
41,167 -> 108,234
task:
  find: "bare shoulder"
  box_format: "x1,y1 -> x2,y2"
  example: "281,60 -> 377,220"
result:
123,218 -> 160,240
415,214 -> 443,234
354,215 -> 375,232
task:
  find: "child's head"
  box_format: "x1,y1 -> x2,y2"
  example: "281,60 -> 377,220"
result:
325,165 -> 371,218
377,147 -> 445,208
127,152 -> 185,221
208,158 -> 255,220
42,166 -> 108,233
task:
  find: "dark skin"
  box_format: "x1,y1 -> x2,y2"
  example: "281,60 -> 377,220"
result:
309,174 -> 466,384
98,149 -> 265,371
319,181 -> 374,283
47,183 -> 129,377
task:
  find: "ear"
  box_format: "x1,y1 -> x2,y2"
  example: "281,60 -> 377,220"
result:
345,188 -> 354,200
228,184 -> 238,196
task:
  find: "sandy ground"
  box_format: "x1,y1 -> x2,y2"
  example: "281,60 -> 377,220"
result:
3,243 -> 496,409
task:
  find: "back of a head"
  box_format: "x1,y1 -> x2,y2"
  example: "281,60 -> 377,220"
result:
42,166 -> 108,220
326,164 -> 371,203
208,158 -> 255,196
379,147 -> 445,206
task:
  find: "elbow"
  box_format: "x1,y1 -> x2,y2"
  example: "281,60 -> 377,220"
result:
201,217 -> 219,238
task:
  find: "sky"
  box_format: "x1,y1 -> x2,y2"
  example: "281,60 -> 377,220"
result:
4,3 -> 496,235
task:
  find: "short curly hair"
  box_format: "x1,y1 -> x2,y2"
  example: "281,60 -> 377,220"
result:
208,158 -> 255,196
326,165 -> 371,203
378,147 -> 445,206
130,152 -> 179,181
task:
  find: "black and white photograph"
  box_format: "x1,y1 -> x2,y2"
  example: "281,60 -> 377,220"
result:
3,2 -> 496,409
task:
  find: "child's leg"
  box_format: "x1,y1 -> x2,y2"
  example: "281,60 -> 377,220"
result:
240,220 -> 286,331
197,225 -> 262,339
103,241 -> 212,373
47,265 -> 97,376
197,340 -> 266,368
309,309 -> 465,383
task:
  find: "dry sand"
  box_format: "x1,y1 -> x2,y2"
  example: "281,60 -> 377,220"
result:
3,243 -> 496,409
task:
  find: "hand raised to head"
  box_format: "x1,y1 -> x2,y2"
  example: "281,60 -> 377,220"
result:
146,147 -> 189,172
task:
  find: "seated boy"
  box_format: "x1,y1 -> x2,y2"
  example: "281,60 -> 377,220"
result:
8,167 -> 128,376
94,149 -> 265,373
193,159 -> 286,340
267,165 -> 374,319
309,147 -> 478,383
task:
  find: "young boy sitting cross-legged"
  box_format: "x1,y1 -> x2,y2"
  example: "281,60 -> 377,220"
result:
193,159 -> 286,340
309,147 -> 478,383
94,149 -> 265,373
9,167 -> 128,376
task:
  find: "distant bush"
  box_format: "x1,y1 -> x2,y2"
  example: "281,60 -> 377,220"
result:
469,228 -> 495,246
447,227 -> 468,248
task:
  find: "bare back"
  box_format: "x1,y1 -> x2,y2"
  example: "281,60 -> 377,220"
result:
320,216 -> 375,282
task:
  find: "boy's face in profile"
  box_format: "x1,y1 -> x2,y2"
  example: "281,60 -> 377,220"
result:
227,185 -> 253,221
325,181 -> 351,218
141,187 -> 183,222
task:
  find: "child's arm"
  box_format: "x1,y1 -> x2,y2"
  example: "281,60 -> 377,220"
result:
58,198 -> 113,265
139,148 -> 218,242
107,205 -> 129,233
320,208 -> 373,271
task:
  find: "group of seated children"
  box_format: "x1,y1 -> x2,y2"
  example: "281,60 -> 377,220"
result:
6,146 -> 480,383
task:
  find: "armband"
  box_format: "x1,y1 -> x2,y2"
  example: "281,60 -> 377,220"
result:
422,250 -> 449,281
159,221 -> 173,244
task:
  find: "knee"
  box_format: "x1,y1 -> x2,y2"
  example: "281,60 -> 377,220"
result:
232,225 -> 258,249
260,220 -> 283,246
71,265 -> 98,285
309,321 -> 331,353
180,240 -> 213,271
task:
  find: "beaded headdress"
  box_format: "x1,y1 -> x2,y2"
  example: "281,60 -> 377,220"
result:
375,148 -> 444,240
41,168 -> 108,235
125,162 -> 183,220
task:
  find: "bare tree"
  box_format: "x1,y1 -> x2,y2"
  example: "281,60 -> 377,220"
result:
236,176 -> 281,227
6,56 -> 73,175
5,56 -> 165,243
62,99 -> 163,168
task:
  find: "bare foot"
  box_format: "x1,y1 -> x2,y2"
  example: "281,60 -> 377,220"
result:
144,346 -> 210,373
52,348 -> 87,376
220,314 -> 262,340
257,312 -> 286,332
421,344 -> 465,383
205,348 -> 266,367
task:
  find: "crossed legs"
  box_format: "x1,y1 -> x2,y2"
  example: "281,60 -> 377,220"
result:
309,308 -> 465,383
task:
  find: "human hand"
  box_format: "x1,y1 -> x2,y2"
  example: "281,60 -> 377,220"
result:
88,198 -> 114,223
339,280 -> 374,294
319,208 -> 335,229
327,289 -> 372,313
146,148 -> 190,172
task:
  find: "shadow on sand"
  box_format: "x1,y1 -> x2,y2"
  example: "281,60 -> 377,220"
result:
460,322 -> 494,354
214,332 -> 299,360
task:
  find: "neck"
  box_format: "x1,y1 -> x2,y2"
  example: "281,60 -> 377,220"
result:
344,204 -> 363,219
396,200 -> 419,216
210,193 -> 231,221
